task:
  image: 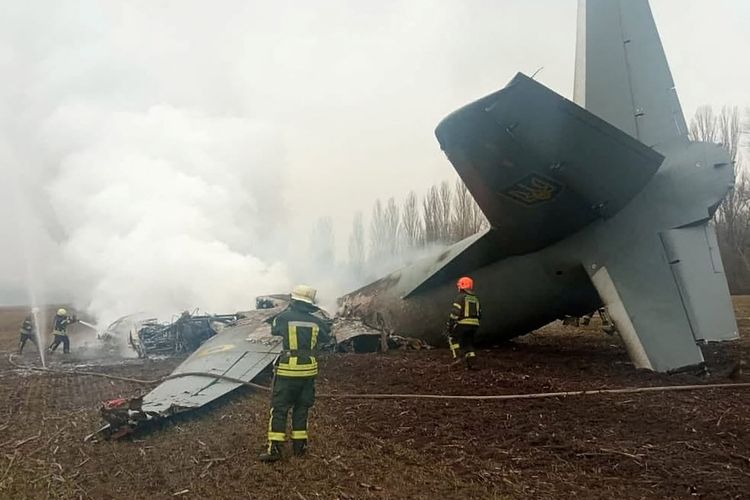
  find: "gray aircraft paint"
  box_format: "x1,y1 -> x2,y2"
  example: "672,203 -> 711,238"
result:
340,0 -> 737,373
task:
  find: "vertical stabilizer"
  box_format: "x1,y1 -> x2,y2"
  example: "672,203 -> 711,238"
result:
574,0 -> 688,150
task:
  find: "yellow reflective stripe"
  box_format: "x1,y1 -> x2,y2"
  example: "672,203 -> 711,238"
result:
268,431 -> 286,442
291,430 -> 308,440
458,318 -> 479,326
289,324 -> 298,350
276,370 -> 318,378
451,343 -> 460,350
278,357 -> 316,369
449,313 -> 459,319
267,409 -> 285,441
464,296 -> 479,317
465,351 -> 476,358
311,325 -> 318,349
452,303 -> 462,308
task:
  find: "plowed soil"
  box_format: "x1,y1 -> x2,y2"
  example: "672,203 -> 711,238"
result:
0,300 -> 749,500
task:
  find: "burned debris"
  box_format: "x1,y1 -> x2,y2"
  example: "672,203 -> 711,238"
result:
127,312 -> 239,358
96,296 -> 430,439
98,305 -> 284,439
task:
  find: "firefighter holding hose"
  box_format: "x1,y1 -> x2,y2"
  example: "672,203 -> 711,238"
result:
18,308 -> 39,355
48,308 -> 77,354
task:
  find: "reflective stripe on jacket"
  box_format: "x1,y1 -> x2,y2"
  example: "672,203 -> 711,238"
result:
272,302 -> 331,378
449,291 -> 481,327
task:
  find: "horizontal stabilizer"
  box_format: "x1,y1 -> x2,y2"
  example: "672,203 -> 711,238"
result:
661,223 -> 738,342
436,73 -> 664,257
588,234 -> 704,372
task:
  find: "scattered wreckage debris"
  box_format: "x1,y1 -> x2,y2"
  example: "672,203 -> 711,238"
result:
96,297 -> 429,439
128,311 -> 239,358
333,316 -> 431,353
98,305 -> 283,439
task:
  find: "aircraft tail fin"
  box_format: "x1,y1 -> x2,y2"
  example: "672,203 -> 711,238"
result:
435,73 -> 662,258
574,0 -> 688,149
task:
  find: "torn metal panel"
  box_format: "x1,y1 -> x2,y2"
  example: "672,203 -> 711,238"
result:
332,317 -> 430,352
100,307 -> 283,438
142,308 -> 281,414
332,317 -> 382,353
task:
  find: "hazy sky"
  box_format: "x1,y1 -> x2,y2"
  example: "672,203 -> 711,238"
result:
0,0 -> 747,318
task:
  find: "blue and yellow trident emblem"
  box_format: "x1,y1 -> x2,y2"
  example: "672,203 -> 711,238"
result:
502,173 -> 563,206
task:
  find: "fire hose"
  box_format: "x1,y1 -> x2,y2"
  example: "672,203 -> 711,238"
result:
8,353 -> 750,401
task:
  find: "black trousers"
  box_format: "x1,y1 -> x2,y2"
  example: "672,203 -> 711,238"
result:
19,333 -> 37,353
267,376 -> 315,442
49,333 -> 70,353
453,324 -> 477,358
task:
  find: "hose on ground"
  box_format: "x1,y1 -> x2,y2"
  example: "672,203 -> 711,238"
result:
7,353 -> 750,401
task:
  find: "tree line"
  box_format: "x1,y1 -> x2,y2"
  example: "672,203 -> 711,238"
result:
348,179 -> 488,280
690,105 -> 750,293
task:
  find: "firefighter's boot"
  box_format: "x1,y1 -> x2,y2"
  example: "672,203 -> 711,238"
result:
292,439 -> 308,457
258,442 -> 283,462
465,352 -> 477,370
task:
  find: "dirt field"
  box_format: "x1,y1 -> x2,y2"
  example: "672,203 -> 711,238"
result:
0,301 -> 749,500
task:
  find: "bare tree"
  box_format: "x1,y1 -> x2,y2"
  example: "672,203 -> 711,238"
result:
422,185 -> 441,245
384,197 -> 400,256
438,180 -> 453,242
689,105 -> 718,143
401,190 -> 423,250
348,211 -> 365,278
451,179 -> 488,241
369,199 -> 387,263
691,105 -> 750,292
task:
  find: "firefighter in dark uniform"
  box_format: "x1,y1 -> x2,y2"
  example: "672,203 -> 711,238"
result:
18,308 -> 39,354
259,285 -> 331,462
48,308 -> 77,354
447,276 -> 481,369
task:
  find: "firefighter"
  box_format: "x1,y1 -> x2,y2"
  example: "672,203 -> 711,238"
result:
48,308 -> 77,354
259,285 -> 331,462
447,276 -> 481,369
18,308 -> 39,354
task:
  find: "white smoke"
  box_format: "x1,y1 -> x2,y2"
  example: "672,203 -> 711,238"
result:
42,104 -> 292,325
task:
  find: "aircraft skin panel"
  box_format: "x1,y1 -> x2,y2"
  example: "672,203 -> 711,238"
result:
661,224 -> 739,342
591,266 -> 652,370
436,73 -> 663,258
574,0 -> 688,150
586,234 -> 705,372
142,309 -> 282,415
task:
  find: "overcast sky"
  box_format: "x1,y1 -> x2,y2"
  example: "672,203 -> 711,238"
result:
0,0 -> 747,318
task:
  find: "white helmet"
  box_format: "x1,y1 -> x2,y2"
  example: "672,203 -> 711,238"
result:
57,308 -> 68,316
291,285 -> 317,305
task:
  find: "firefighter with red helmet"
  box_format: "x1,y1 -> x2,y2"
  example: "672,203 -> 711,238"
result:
447,276 -> 481,369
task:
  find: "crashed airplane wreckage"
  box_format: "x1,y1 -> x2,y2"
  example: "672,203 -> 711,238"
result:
128,312 -> 239,358
99,0 -> 738,438
341,0 -> 739,374
98,298 -> 422,438
100,305 -> 285,439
